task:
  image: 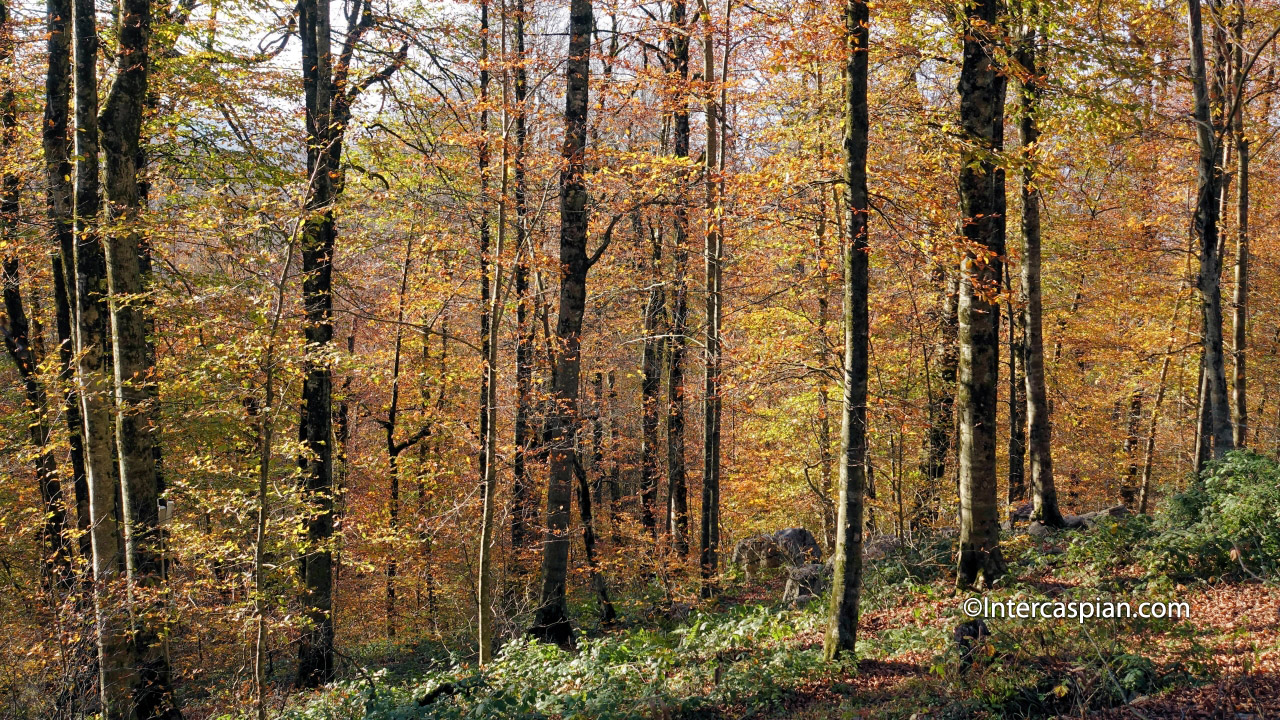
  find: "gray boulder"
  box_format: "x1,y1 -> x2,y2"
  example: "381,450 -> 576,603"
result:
782,563 -> 829,603
1064,504 -> 1130,529
773,527 -> 822,565
731,535 -> 784,580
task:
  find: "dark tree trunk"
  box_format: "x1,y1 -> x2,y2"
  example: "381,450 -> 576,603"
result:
918,267 -> 957,527
530,0 -> 593,647
698,0 -> 726,596
1119,389 -> 1143,508
43,0 -> 90,572
99,0 -> 183,710
666,0 -> 691,553
573,438 -> 616,623
1187,0 -> 1234,464
71,0 -> 134,709
1014,12 -> 1063,528
639,216 -> 666,537
824,0 -> 868,661
511,0 -> 534,552
295,0 -> 337,686
1006,297 -> 1026,509
955,0 -> 1008,589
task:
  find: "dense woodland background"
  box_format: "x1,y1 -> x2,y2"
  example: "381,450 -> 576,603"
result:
1,0 -> 1280,715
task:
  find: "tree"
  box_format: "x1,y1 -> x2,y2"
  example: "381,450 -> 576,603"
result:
955,0 -> 1008,589
667,0 -> 691,555
698,0 -> 727,596
293,0 -> 405,685
1186,0 -> 1233,466
1014,1 -> 1064,527
70,0 -> 134,708
824,0 -> 869,661
530,0 -> 594,647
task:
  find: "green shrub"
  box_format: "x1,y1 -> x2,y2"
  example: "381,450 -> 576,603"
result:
1147,450 -> 1280,580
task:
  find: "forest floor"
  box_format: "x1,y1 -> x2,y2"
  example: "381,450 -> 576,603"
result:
277,524 -> 1280,720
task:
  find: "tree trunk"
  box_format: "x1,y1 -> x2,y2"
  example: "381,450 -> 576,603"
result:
295,0 -> 337,686
1229,3 -> 1247,449
665,0 -> 692,554
918,267 -> 957,528
43,0 -> 90,575
511,0 -> 534,552
1015,12 -> 1063,528
529,0 -> 592,647
1187,0 -> 1234,463
815,183 -> 835,549
99,0 -> 183,711
71,0 -> 134,710
955,0 -> 1009,589
1006,297 -> 1026,509
0,5 -> 68,592
824,0 -> 868,661
1119,389 -> 1143,508
639,217 -> 666,537
573,437 -> 616,622
698,0 -> 726,596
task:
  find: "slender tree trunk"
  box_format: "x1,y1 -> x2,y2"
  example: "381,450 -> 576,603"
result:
824,0 -> 868,661
573,437 -> 616,622
606,370 -> 621,541
1119,389 -> 1143,508
43,0 -> 90,576
510,0 -> 534,553
295,0 -> 337,685
1187,0 -> 1234,463
0,5 -> 68,592
384,239 -> 416,640
72,0 -> 134,709
1006,297 -> 1026,509
1015,12 -> 1063,528
639,218 -> 666,537
529,0 -> 592,647
956,0 -> 1009,588
1229,4 -> 1247,449
698,0 -> 726,596
815,183 -> 835,548
918,267 -> 957,527
665,0 -> 692,554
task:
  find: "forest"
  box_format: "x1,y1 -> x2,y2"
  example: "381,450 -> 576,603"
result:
1,0 -> 1279,715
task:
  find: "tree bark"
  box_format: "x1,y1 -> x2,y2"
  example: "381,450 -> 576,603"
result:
824,0 -> 868,661
1014,11 -> 1063,528
0,3 -> 69,592
1119,389 -> 1143,508
99,0 -> 184,711
295,0 -> 337,686
1187,0 -> 1234,464
698,0 -> 726,596
918,267 -> 957,527
1229,3 -> 1247,449
1006,297 -> 1026,509
511,0 -> 535,553
639,216 -> 666,537
956,0 -> 1008,589
529,0 -> 592,647
43,0 -> 90,574
71,0 -> 134,710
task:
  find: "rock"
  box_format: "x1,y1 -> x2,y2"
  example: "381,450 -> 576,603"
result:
1010,501 -> 1034,522
773,527 -> 823,565
1064,504 -> 1131,529
1028,521 -> 1053,538
789,594 -> 817,609
782,563 -> 829,602
863,535 -> 902,561
953,618 -> 989,662
731,535 -> 784,580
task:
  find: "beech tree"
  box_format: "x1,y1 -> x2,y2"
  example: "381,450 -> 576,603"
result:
955,0 -> 1008,589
